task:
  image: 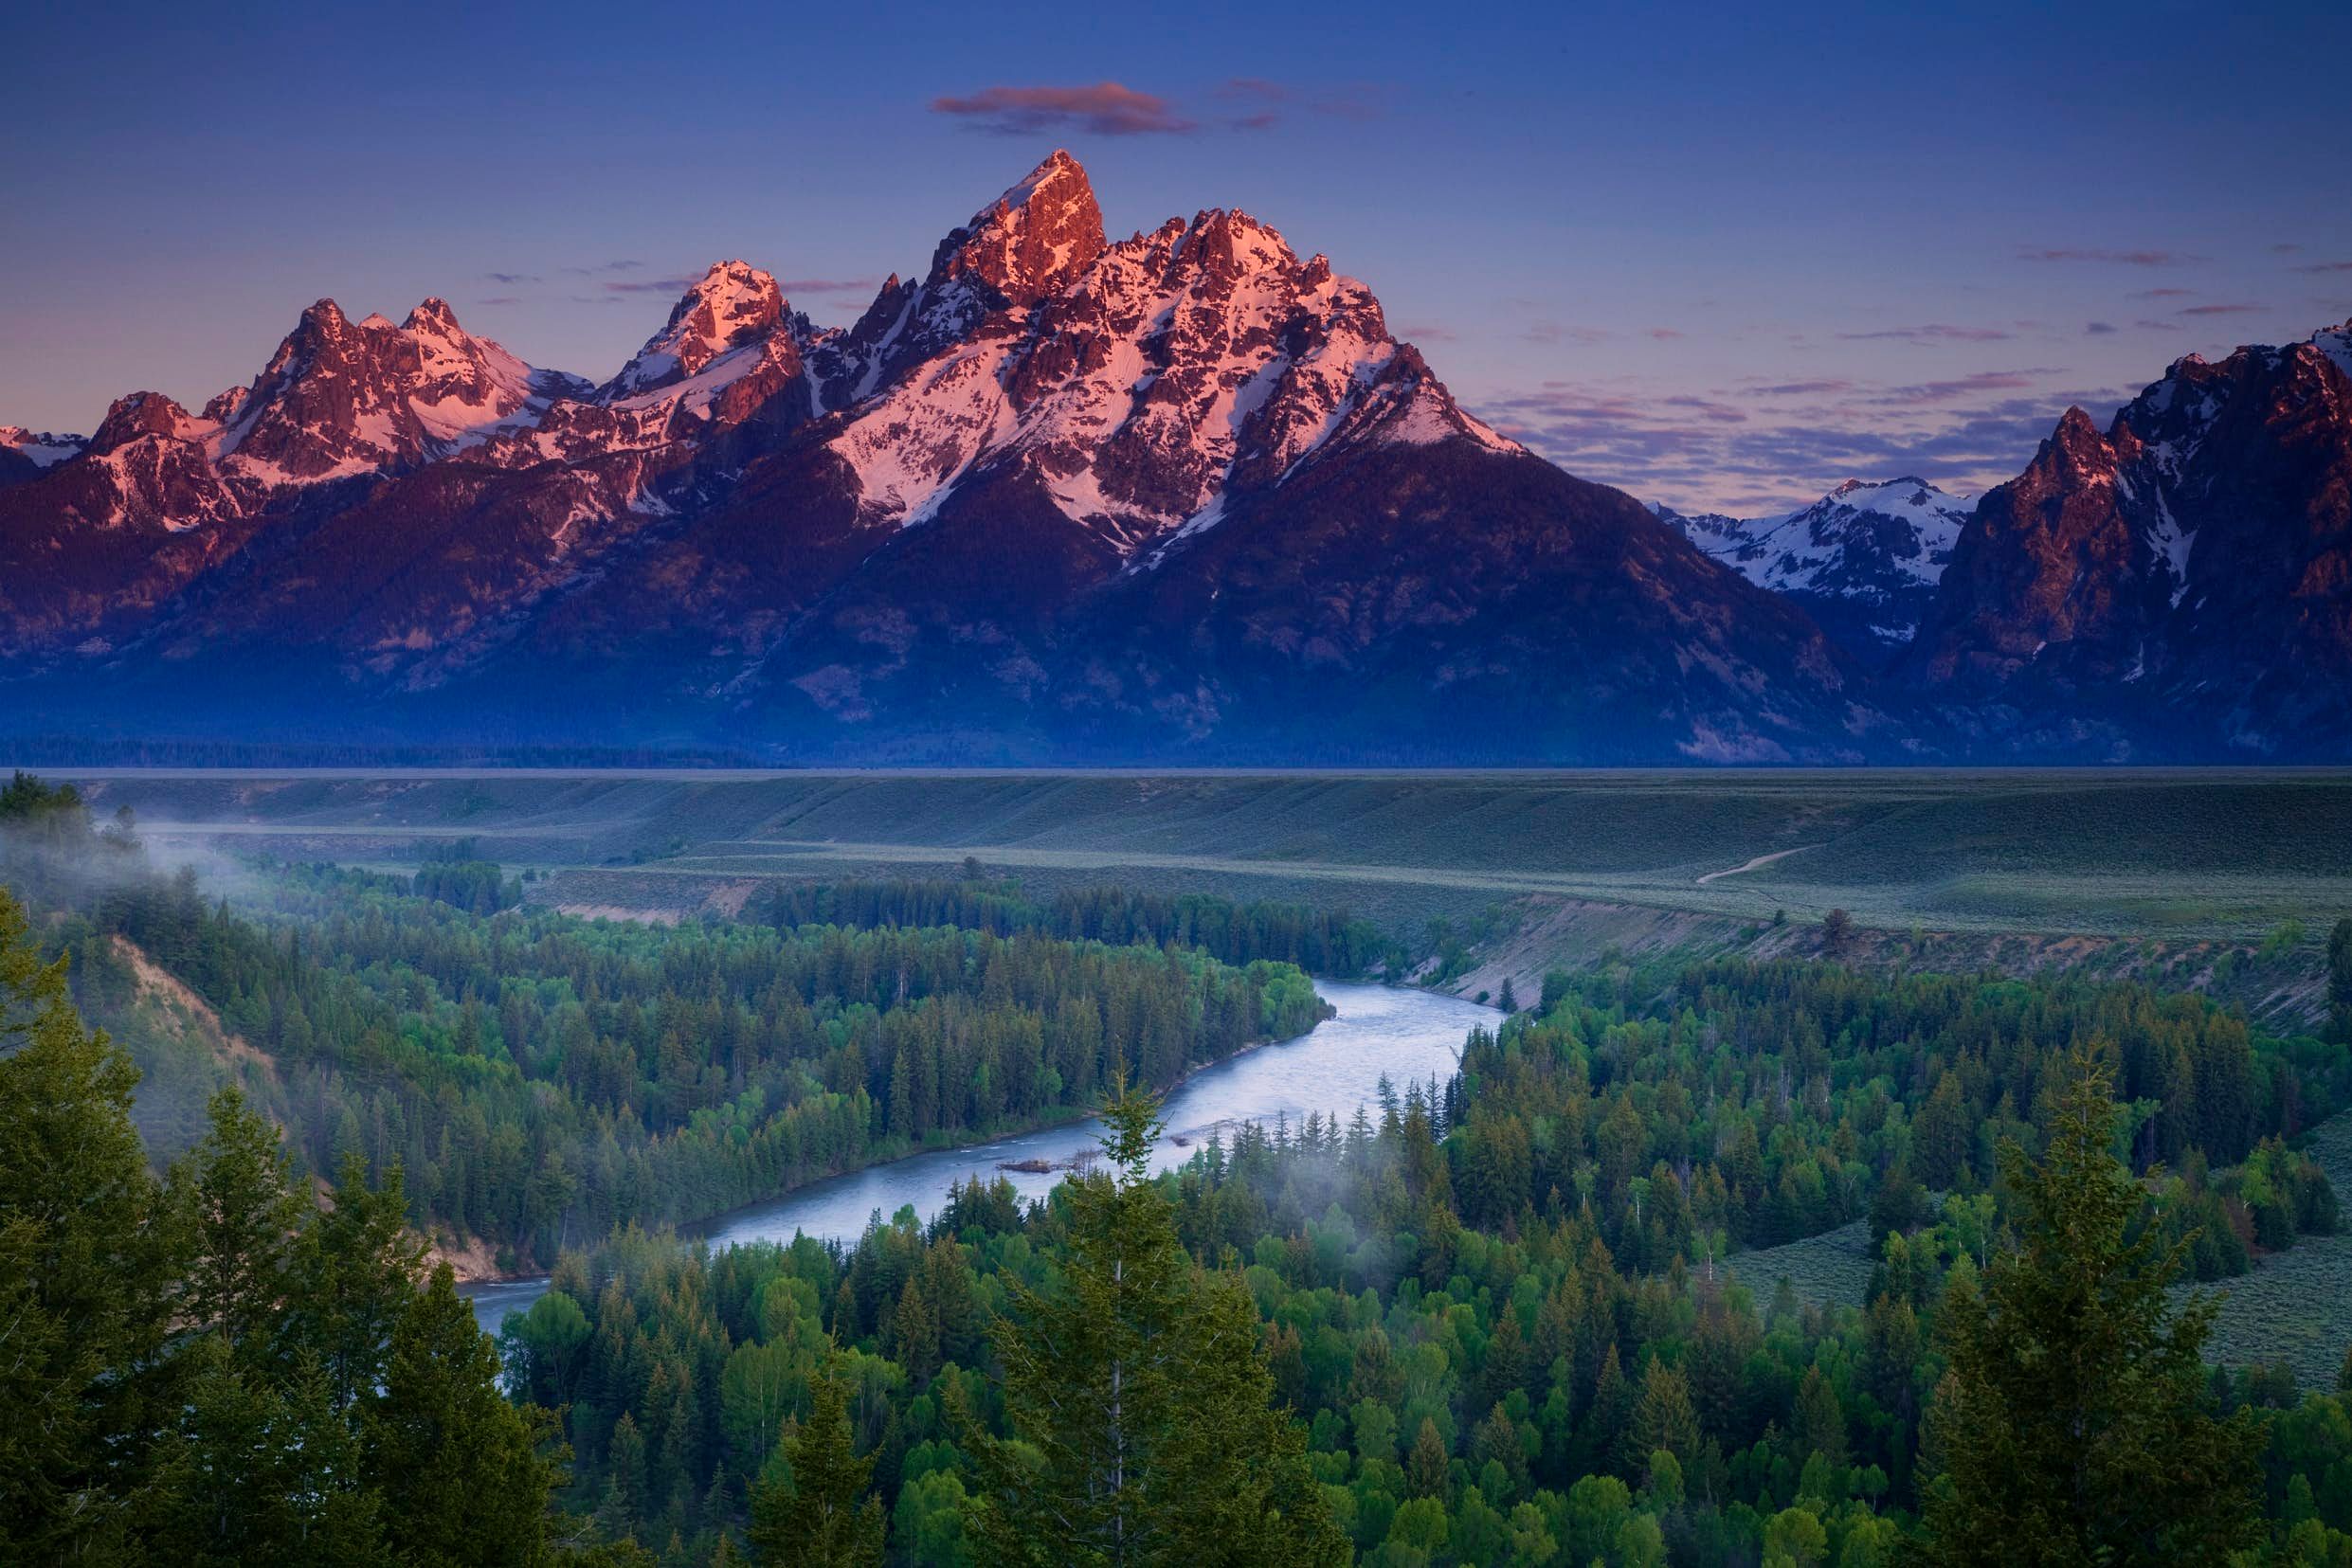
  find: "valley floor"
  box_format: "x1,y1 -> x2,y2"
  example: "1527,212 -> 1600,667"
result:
59,765 -> 2352,1025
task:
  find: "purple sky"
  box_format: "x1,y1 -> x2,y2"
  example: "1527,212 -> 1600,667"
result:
3,1 -> 2346,514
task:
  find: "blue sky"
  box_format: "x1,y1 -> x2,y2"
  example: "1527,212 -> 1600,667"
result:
4,0 -> 2347,513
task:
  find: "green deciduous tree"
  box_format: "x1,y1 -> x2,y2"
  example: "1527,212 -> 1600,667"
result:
1914,1051 -> 2268,1566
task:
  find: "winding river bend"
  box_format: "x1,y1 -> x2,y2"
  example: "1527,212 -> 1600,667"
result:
464,981 -> 1493,1336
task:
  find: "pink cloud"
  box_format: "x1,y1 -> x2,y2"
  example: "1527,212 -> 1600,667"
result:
1837,323 -> 2014,343
932,82 -> 1194,135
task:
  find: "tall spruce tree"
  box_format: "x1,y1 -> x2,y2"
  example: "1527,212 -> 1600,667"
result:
963,1075 -> 1348,1567
1914,1051 -> 2267,1566
0,884 -> 187,1558
748,1360 -> 884,1568
364,1266 -> 567,1568
176,1084 -> 307,1355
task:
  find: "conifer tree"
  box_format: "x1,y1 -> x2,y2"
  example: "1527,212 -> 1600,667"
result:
964,1074 -> 1348,1567
749,1361 -> 884,1568
365,1266 -> 566,1568
1915,1051 -> 2267,1566
177,1084 -> 308,1355
0,885 -> 187,1556
1407,1416 -> 1452,1499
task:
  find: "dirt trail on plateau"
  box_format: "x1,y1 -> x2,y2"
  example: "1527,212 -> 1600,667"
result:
1695,845 -> 1819,885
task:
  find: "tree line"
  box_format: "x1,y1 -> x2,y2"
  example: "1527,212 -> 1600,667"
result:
5,781 -> 1330,1271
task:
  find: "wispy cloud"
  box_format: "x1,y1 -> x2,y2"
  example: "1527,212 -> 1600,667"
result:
2018,246 -> 2198,266
1473,368 -> 2132,516
1870,369 -> 2058,406
1212,78 -> 1388,129
478,296 -> 524,307
1746,378 -> 1857,397
484,271 -> 541,286
604,277 -> 700,295
931,81 -> 1195,136
1836,323 -> 2013,343
779,276 -> 882,294
1522,320 -> 1612,347
561,260 -> 644,279
2179,302 -> 2264,316
2293,260 -> 2352,275
2128,287 -> 2195,300
2086,321 -> 2119,334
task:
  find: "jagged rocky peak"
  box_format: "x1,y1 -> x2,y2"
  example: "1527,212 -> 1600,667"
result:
201,385 -> 249,425
2046,406 -> 2116,471
816,153 -> 1514,550
90,390 -> 207,452
1657,476 -> 1973,661
606,261 -> 788,398
208,294 -> 577,486
931,149 -> 1107,306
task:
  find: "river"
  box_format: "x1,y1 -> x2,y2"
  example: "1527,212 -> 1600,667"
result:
464,980 -> 1493,1336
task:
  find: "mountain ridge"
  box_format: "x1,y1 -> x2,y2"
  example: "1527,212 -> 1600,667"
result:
2,154 -> 2345,764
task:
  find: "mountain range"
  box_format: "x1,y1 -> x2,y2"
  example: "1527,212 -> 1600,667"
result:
2,153 -> 2346,764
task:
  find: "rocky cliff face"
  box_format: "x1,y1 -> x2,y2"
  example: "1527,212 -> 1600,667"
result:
1909,325 -> 2352,755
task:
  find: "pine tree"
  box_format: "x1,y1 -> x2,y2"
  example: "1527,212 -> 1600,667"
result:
963,1074 -> 1348,1567
1915,1051 -> 2268,1566
0,886 -> 187,1557
749,1361 -> 883,1568
1628,1356 -> 1701,1470
176,1084 -> 308,1355
365,1265 -> 566,1568
1406,1416 -> 1452,1498
1820,908 -> 1854,958
291,1153 -> 429,1414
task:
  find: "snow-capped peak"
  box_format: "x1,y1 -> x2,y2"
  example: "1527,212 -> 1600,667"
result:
206,294 -> 585,488
816,172 -> 1514,558
932,149 -> 1106,307
2310,320 -> 2352,384
1663,476 -> 1973,655
604,261 -> 787,399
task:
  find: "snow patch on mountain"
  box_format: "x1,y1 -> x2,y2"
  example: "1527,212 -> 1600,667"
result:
1659,478 -> 1972,655
818,194 -> 1514,557
604,261 -> 787,400
2,426 -> 87,468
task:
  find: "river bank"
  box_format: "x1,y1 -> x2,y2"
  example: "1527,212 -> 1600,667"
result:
464,980 -> 1490,1334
